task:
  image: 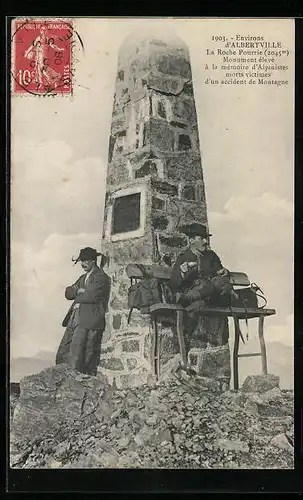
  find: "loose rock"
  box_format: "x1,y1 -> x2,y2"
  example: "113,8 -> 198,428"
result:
10,365 -> 293,469
241,375 -> 280,393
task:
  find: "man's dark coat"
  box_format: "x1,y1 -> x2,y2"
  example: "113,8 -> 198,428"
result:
170,247 -> 223,293
62,266 -> 111,329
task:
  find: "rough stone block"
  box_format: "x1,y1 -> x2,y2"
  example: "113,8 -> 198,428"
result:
270,433 -> 293,452
184,203 -> 206,221
241,374 -> 280,393
182,184 -> 196,200
116,331 -> 141,338
171,96 -> 195,122
152,196 -> 166,211
122,339 -> 140,353
170,120 -> 187,129
119,369 -> 150,388
148,74 -> 184,95
159,234 -> 187,248
150,120 -> 175,151
189,353 -> 198,367
177,133 -> 191,151
196,346 -> 231,380
112,314 -> 122,330
155,54 -> 191,78
258,387 -> 284,404
111,115 -> 127,136
11,364 -> 114,447
151,178 -> 178,196
134,160 -> 158,179
100,344 -> 115,355
183,81 -> 194,95
215,438 -> 249,453
99,451 -> 120,467
110,239 -> 153,264
151,214 -> 168,230
99,357 -> 124,371
128,311 -> 151,328
165,155 -> 204,182
107,163 -> 130,186
126,358 -> 138,371
158,354 -> 181,382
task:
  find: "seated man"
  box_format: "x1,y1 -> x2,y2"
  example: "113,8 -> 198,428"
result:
170,223 -> 233,346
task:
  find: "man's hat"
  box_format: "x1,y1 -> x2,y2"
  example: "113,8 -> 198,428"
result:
179,223 -> 212,239
72,247 -> 102,265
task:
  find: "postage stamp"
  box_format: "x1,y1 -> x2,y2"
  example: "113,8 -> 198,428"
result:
11,19 -> 74,96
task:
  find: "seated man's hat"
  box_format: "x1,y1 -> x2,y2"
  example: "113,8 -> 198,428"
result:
179,223 -> 212,239
72,247 -> 103,265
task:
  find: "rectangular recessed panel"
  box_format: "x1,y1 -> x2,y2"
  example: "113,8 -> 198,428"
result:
112,193 -> 141,234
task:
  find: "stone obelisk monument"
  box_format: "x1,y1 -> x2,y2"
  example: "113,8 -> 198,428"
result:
99,31 -> 230,389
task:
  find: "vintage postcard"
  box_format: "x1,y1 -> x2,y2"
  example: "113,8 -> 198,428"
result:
10,17 -> 294,471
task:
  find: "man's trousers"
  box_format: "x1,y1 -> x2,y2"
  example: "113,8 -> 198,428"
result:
56,308 -> 105,376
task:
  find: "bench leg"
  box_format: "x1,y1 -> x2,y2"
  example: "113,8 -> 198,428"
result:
233,317 -> 240,390
156,320 -> 161,379
176,310 -> 187,368
258,316 -> 268,375
151,316 -> 159,379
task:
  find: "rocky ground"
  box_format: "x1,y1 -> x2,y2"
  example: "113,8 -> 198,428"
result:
10,364 -> 294,469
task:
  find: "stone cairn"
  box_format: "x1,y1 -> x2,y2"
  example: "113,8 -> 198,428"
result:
99,32 -> 230,389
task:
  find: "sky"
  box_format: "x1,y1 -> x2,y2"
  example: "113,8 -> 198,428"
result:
11,18 -> 294,375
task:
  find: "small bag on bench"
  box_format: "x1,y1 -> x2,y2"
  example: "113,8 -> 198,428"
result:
230,283 -> 267,310
229,283 -> 267,343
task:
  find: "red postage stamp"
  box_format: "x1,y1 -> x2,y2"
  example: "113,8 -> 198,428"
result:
11,19 -> 74,96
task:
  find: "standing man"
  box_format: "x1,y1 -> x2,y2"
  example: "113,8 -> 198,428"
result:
56,247 -> 111,376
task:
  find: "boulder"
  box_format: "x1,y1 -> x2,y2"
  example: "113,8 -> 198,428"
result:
215,438 -> 249,453
243,400 -> 259,416
241,374 -> 279,393
11,364 -> 114,451
270,433 -> 293,452
134,425 -> 155,446
99,451 -> 120,467
116,436 -> 130,450
158,354 -> 181,382
258,387 -> 284,404
117,451 -> 142,468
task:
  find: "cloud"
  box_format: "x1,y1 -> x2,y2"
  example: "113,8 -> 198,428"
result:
208,192 -> 293,347
10,136 -> 107,359
266,314 -> 294,347
11,232 -> 101,359
11,139 -> 107,245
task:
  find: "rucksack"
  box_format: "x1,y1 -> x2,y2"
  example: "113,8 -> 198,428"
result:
127,265 -> 162,324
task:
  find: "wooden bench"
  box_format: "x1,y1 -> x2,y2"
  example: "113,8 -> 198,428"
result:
126,263 -> 276,390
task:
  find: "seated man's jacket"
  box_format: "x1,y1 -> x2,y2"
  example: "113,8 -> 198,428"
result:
62,266 -> 111,329
170,247 -> 223,293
